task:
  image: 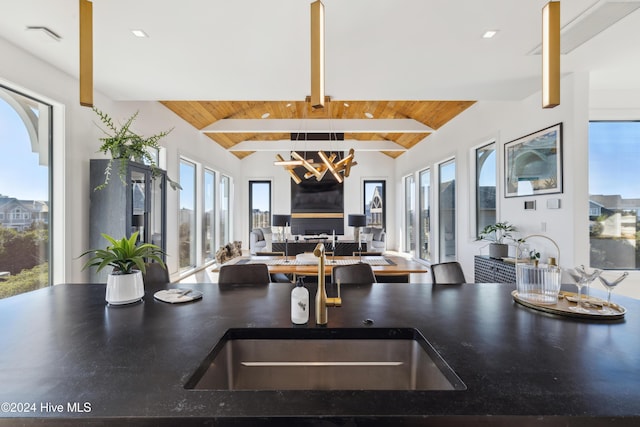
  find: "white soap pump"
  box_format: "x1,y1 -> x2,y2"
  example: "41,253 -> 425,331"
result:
291,276 -> 309,325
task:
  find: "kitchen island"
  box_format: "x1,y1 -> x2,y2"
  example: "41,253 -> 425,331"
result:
0,280 -> 638,426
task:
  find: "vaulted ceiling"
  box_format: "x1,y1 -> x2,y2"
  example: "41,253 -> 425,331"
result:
160,100 -> 475,158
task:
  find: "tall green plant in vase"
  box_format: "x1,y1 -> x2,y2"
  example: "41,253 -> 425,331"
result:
92,107 -> 181,191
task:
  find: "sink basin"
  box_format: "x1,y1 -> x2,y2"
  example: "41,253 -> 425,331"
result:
185,328 -> 466,391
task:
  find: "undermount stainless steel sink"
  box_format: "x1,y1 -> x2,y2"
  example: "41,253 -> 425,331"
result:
185,328 -> 466,391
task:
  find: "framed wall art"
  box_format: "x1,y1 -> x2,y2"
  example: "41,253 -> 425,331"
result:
504,123 -> 563,198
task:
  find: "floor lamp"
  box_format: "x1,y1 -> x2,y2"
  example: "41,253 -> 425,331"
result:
348,214 -> 367,260
273,214 -> 291,262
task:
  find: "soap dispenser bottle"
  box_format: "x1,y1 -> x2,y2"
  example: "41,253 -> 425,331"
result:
291,276 -> 309,325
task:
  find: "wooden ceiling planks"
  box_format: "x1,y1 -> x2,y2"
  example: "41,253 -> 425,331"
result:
160,100 -> 474,158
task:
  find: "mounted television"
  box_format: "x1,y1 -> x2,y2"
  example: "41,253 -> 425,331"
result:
291,169 -> 344,213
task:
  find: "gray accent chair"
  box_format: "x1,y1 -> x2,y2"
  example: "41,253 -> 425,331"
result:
249,227 -> 272,254
361,227 -> 386,252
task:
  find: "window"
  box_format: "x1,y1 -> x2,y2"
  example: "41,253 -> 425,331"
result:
404,175 -> 415,254
363,180 -> 385,230
249,181 -> 271,232
589,121 -> 640,269
418,169 -> 431,262
476,142 -> 496,236
219,175 -> 231,248
179,159 -> 196,270
0,86 -> 52,299
439,159 -> 456,262
202,169 -> 216,263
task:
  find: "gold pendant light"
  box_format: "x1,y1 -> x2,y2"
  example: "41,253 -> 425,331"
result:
274,1 -> 357,183
542,1 -> 560,108
79,0 -> 93,107
310,0 -> 325,109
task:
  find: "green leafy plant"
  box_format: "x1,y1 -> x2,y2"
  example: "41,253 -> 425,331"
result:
79,231 -> 166,275
92,107 -> 181,191
476,221 -> 518,244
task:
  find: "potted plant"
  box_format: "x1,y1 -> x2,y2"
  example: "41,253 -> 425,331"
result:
79,231 -> 166,305
92,107 -> 181,191
476,221 -> 519,259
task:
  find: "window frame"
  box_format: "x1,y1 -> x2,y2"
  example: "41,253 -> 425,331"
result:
363,180 -> 386,230
249,180 -> 272,234
475,141 -> 497,238
438,158 -> 457,263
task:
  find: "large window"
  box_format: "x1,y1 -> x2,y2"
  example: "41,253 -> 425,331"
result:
0,86 -> 52,299
364,180 -> 385,230
202,169 -> 216,263
219,175 -> 231,248
249,181 -> 271,232
439,159 -> 456,262
179,159 -> 196,270
418,169 -> 431,262
404,175 -> 415,254
589,121 -> 640,269
476,142 -> 496,236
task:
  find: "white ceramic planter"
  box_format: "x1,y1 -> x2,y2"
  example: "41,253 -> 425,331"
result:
105,271 -> 144,305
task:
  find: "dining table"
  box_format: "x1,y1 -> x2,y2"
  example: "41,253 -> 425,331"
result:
214,254 -> 429,280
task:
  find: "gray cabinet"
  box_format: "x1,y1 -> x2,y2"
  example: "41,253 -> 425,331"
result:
474,256 -> 516,283
89,159 -> 166,282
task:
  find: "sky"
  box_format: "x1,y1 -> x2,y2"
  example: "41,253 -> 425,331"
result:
0,98 -> 49,201
589,121 -> 640,199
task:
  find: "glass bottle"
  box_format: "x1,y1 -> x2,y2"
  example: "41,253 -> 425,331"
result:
291,276 -> 309,325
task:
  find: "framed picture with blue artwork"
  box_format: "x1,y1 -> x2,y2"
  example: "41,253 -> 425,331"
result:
504,123 -> 563,198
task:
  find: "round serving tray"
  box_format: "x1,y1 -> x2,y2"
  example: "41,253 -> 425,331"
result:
512,290 -> 626,320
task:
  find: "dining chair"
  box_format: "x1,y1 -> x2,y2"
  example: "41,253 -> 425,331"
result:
218,263 -> 271,285
142,262 -> 170,286
430,262 -> 466,284
253,252 -> 292,282
331,262 -> 377,285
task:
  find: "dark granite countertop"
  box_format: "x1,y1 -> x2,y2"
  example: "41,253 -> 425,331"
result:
0,281 -> 639,426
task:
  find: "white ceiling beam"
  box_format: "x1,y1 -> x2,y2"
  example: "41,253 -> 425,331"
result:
200,119 -> 433,133
227,140 -> 408,152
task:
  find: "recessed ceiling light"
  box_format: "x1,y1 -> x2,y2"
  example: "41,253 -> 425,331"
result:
364,112 -> 373,119
343,103 -> 350,107
261,112 -> 270,119
286,103 -> 292,107
131,29 -> 148,38
482,30 -> 498,39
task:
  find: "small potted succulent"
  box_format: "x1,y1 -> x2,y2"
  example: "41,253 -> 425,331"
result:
79,231 -> 166,305
476,221 -> 519,259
